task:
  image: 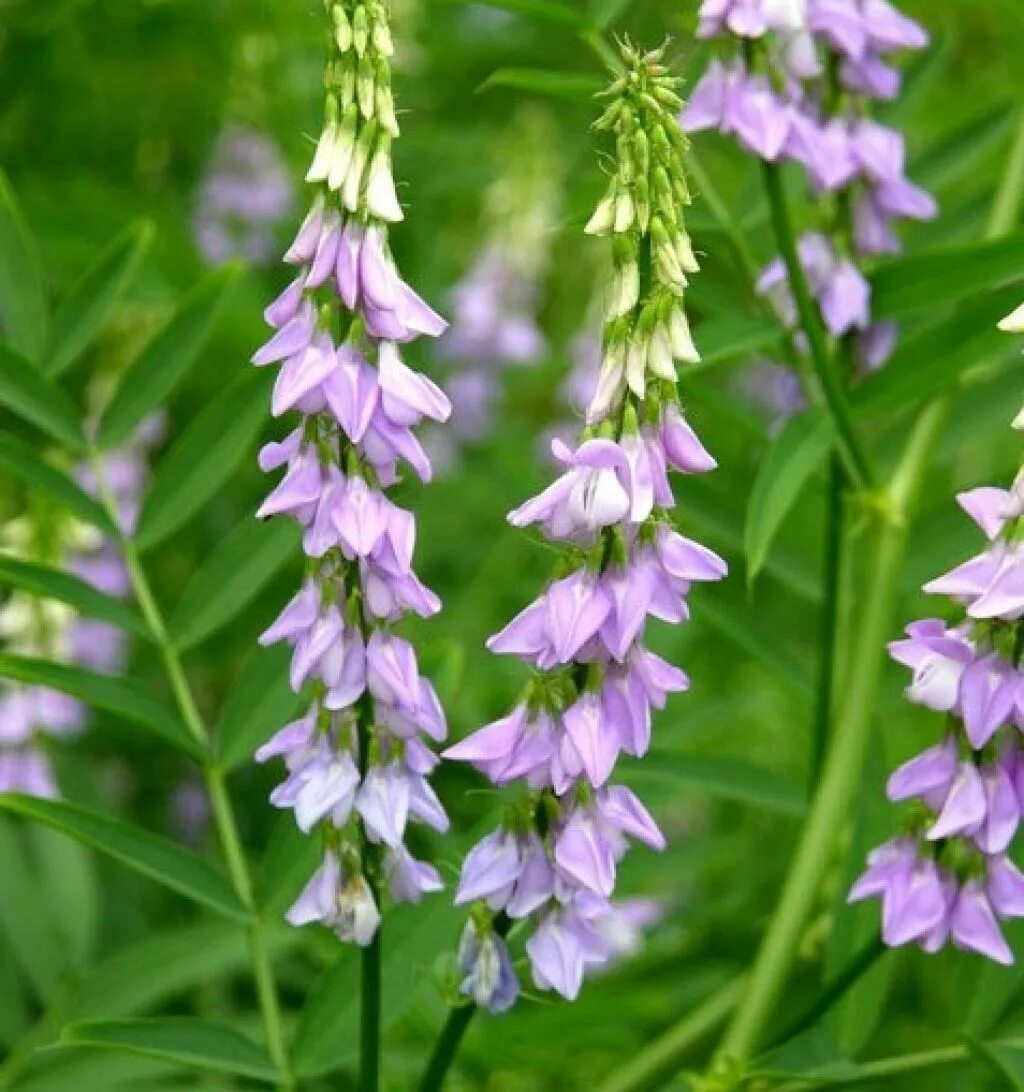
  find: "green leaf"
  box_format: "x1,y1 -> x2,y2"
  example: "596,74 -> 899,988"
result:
97,264 -> 241,450
752,1027 -> 862,1082
0,433 -> 117,535
0,653 -> 197,758
0,556 -> 149,639
854,285 -> 1023,414
31,825 -> 101,966
169,516 -> 300,652
869,231 -> 1024,319
0,795 -> 247,922
692,312 -> 783,370
912,105 -> 1016,194
588,0 -> 632,30
12,1049 -> 182,1092
0,818 -> 67,1002
0,168 -> 48,361
744,409 -> 833,584
968,1039 -> 1024,1091
444,0 -> 589,28
479,68 -> 603,102
621,754 -> 807,817
46,220 -> 153,378
135,369 -> 269,551
0,342 -> 85,451
216,644 -> 305,772
61,1018 -> 278,1083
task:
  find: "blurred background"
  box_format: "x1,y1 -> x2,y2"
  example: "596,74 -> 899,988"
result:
1,0 -> 1024,1088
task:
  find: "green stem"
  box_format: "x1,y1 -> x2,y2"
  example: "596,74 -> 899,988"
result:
810,455 -> 843,787
89,451 -> 293,1089
594,976 -> 745,1092
417,1003 -> 478,1092
759,161 -> 875,491
712,398 -> 949,1072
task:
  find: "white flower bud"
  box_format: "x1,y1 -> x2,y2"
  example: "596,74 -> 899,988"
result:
587,346 -> 626,422
607,261 -> 639,319
656,242 -> 687,290
668,307 -> 700,364
372,20 -> 394,55
333,7 -> 353,52
585,192 -> 616,236
647,326 -> 676,381
366,149 -> 403,222
613,192 -> 635,233
625,337 -> 647,396
327,108 -> 358,191
376,85 -> 399,136
335,874 -> 381,947
343,133 -> 371,211
357,59 -> 376,120
676,232 -> 700,274
999,301 -> 1024,334
306,122 -> 338,184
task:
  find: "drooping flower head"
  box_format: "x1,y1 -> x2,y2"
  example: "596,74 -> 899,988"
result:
252,0 -> 451,946
444,41 -> 726,1011
848,305 -> 1024,965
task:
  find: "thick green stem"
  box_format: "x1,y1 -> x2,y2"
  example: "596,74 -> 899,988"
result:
810,456 -> 843,787
594,976 -> 745,1092
759,161 -> 875,491
89,452 -> 293,1088
712,399 -> 949,1072
417,1003 -> 478,1092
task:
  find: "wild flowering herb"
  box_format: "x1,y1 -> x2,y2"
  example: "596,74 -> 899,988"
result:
252,0 -> 451,946
683,0 -> 935,374
193,125 -> 294,267
0,423 -> 159,796
444,42 -> 726,1009
848,306 -> 1024,964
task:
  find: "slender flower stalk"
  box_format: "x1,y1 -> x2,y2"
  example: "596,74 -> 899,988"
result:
251,2 -> 451,1086
847,304 -> 1024,964
439,38 -> 725,1030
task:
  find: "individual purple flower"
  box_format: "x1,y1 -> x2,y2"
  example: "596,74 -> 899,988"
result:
253,0 -> 450,946
446,45 -> 726,1007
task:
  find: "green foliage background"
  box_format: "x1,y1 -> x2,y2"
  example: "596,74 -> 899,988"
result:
1,0 -> 1024,1088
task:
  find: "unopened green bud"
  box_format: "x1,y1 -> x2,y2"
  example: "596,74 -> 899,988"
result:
352,4 -> 369,54
333,5 -> 353,52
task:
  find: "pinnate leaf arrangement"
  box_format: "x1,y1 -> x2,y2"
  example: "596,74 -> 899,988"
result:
848,301 -> 1024,964
444,40 -> 727,1011
251,0 -> 452,945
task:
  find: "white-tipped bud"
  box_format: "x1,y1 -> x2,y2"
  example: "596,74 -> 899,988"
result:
585,192 -> 616,236
647,326 -> 676,381
372,20 -> 394,55
343,137 -> 370,212
999,301 -> 1024,334
587,346 -> 626,423
333,6 -> 353,52
366,149 -> 403,222
376,85 -> 399,136
656,242 -> 687,290
668,307 -> 700,364
613,191 -> 635,233
336,874 -> 381,947
1013,406 -> 1024,431
607,261 -> 639,319
676,232 -> 700,274
357,58 -> 376,119
352,5 -> 369,54
625,337 -> 647,397
306,121 -> 339,184
327,107 -> 358,191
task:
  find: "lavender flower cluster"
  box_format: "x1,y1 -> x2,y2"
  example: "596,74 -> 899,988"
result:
684,0 -> 936,375
252,0 -> 452,946
0,423 -> 160,797
849,305 -> 1024,964
444,44 -> 726,1011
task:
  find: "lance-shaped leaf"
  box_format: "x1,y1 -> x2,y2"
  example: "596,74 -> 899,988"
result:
745,408 -> 833,585
0,343 -> 85,452
691,312 -> 783,371
0,796 -> 247,921
444,0 -> 588,27
135,369 -> 269,551
0,653 -> 197,758
0,169 -> 48,362
869,230 -> 1024,319
97,263 -> 241,450
479,67 -> 604,102
0,556 -> 149,639
46,221 -> 153,378
169,517 -> 300,653
61,1019 -> 277,1083
0,434 -> 117,535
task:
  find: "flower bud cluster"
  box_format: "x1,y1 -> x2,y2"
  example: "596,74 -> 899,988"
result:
253,0 -> 451,946
445,42 -> 726,1010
